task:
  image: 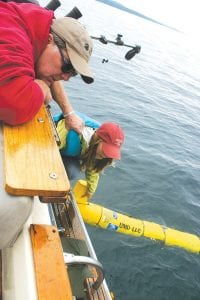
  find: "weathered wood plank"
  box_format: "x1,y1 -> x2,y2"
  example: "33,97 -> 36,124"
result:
30,224 -> 72,300
85,277 -> 107,300
3,104 -> 70,197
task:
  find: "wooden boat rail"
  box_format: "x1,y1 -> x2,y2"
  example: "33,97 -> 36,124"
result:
30,224 -> 73,300
3,104 -> 70,197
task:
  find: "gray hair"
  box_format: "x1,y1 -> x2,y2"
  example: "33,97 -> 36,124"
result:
51,31 -> 66,49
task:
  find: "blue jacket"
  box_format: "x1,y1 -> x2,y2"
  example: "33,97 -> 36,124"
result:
54,111 -> 100,156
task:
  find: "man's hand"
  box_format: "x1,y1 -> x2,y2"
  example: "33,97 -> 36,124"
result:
50,81 -> 84,134
65,113 -> 84,134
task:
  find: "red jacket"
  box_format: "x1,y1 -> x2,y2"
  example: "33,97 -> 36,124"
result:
0,2 -> 54,125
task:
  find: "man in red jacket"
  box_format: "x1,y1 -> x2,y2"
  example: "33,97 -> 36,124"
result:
0,1 -> 93,132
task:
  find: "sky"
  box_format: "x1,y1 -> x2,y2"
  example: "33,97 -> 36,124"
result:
117,0 -> 200,36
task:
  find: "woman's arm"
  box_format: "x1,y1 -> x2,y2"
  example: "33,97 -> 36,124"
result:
85,169 -> 100,199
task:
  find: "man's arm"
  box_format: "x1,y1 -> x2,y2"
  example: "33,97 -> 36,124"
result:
0,76 -> 45,125
35,79 -> 52,105
50,81 -> 84,134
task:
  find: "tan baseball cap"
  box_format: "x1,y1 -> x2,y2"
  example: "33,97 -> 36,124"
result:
51,17 -> 94,84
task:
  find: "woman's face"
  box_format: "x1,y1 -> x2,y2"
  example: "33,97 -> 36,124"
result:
95,142 -> 107,160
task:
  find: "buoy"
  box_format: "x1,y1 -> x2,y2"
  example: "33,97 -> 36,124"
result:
73,180 -> 200,254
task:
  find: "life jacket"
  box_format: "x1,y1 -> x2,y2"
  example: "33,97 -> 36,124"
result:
53,112 -> 100,156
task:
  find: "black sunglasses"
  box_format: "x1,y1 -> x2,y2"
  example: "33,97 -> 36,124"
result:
58,47 -> 77,77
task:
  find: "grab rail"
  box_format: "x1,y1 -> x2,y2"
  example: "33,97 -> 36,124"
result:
63,252 -> 104,290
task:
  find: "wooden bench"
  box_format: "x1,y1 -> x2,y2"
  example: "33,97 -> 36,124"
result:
3,104 -> 70,197
30,224 -> 72,300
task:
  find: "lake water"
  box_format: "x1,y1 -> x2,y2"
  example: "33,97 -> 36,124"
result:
42,0 -> 200,299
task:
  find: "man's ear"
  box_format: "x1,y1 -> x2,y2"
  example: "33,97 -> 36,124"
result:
48,33 -> 54,44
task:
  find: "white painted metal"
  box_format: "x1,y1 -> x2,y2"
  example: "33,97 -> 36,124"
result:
2,197 -> 51,300
0,125 -> 33,249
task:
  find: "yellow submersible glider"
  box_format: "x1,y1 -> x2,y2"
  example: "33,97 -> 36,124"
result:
73,180 -> 200,254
